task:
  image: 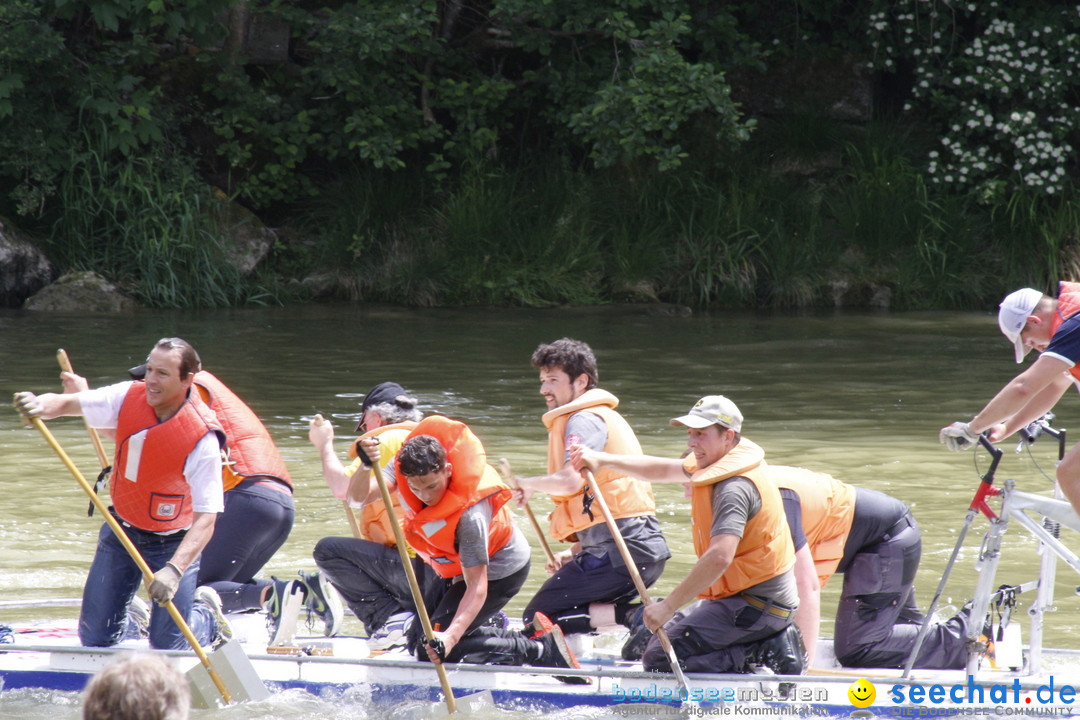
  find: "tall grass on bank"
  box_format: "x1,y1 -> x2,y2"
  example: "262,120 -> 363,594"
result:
50,127 -> 247,308
274,116 -> 1080,312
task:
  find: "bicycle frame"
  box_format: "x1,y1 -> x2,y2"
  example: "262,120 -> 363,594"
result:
964,425 -> 1073,676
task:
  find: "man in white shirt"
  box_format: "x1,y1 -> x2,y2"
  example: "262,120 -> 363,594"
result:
15,337 -> 230,650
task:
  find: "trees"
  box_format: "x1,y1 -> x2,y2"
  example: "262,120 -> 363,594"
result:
1,1 -> 758,213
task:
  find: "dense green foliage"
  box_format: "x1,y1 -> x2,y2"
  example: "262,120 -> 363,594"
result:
0,1 -> 1077,309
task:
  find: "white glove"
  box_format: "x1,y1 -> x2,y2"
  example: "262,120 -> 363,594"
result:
12,392 -> 42,418
940,421 -> 980,451
148,562 -> 183,605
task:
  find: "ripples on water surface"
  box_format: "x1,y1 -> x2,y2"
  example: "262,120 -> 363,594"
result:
1,304 -> 1077,718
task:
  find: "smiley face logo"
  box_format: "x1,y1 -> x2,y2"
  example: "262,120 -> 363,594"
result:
848,678 -> 876,708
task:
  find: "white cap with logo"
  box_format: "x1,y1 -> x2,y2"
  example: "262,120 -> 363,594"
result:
997,288 -> 1043,363
670,395 -> 743,432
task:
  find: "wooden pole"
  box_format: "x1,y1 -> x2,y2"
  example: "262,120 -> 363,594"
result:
26,414 -> 234,704
312,414 -> 365,539
373,460 -> 457,713
56,349 -> 110,469
497,458 -> 556,566
581,469 -> 692,695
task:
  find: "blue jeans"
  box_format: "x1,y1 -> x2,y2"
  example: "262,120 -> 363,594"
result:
79,518 -> 216,650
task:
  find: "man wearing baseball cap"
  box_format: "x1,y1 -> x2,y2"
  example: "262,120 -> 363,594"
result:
940,282 -> 1080,516
571,394 -> 806,676
307,381 -> 435,650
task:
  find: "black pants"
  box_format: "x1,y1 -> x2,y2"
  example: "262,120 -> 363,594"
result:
197,479 -> 294,613
412,563 -> 538,665
314,535 -> 439,634
522,550 -> 666,634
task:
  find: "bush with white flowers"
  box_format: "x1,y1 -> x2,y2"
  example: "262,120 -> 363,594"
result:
867,1 -> 1079,199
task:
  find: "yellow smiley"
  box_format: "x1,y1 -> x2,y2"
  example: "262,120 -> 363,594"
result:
848,678 -> 876,708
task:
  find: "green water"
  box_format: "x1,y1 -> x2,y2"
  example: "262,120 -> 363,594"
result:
1,304 -> 1077,719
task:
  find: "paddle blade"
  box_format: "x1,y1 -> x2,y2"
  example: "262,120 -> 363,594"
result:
398,689 -> 494,719
186,639 -> 269,708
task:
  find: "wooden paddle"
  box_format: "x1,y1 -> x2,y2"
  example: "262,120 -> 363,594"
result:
25,414 -> 235,705
372,456 -> 458,714
580,468 -> 692,697
312,414 -> 364,539
56,349 -> 109,469
497,458 -> 556,566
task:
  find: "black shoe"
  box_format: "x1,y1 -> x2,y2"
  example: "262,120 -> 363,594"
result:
955,602 -> 994,657
743,625 -> 806,676
620,605 -> 652,661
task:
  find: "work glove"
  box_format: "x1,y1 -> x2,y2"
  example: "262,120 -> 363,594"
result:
12,392 -> 42,418
148,562 -> 183,605
940,421 -> 980,451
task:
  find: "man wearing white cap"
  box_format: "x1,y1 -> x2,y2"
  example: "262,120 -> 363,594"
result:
571,395 -> 806,675
940,282 -> 1080,515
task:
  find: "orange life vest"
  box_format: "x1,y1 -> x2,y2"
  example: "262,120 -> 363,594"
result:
1050,281 -> 1080,382
192,371 -> 292,492
543,389 -> 656,541
768,465 -> 856,587
112,382 -> 225,532
397,416 -> 514,578
687,438 -> 794,599
351,422 -> 417,547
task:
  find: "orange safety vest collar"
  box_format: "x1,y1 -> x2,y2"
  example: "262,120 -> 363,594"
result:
542,389 -> 655,541
687,438 -> 795,599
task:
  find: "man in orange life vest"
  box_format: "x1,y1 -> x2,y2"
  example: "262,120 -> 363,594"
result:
511,338 -> 670,646
771,466 -> 969,669
65,363 -> 324,636
122,365 -> 308,625
383,416 -> 580,675
13,338 -> 230,650
308,381 -> 436,649
941,284 -> 1080,516
572,395 -> 806,675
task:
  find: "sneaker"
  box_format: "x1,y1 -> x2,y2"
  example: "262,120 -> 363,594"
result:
195,586 -> 233,649
620,605 -> 652,661
126,595 -> 150,640
298,570 -> 344,637
265,577 -> 304,642
368,611 -> 414,651
530,610 -> 560,639
534,617 -> 590,685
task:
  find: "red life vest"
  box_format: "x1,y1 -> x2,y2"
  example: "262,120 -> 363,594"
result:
1050,281 -> 1080,382
112,382 -> 225,532
192,371 -> 292,492
396,416 -> 514,579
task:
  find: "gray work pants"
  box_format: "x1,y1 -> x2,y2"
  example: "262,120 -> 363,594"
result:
833,513 -> 969,669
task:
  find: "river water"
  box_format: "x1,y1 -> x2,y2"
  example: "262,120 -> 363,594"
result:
1,303 -> 1077,719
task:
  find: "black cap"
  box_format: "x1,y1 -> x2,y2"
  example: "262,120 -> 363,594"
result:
128,364 -> 147,380
355,382 -> 408,431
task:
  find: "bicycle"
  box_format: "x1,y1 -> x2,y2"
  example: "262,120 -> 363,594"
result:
905,414 -> 1080,678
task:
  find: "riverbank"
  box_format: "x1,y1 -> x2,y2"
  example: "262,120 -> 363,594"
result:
7,115 -> 1078,313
